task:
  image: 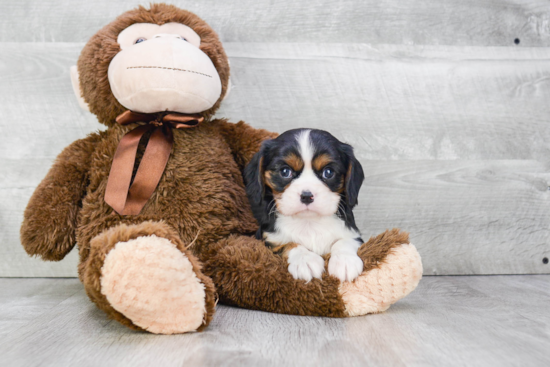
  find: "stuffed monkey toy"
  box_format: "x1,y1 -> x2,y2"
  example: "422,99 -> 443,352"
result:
20,4 -> 422,334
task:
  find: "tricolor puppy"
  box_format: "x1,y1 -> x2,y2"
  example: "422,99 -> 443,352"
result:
244,129 -> 365,282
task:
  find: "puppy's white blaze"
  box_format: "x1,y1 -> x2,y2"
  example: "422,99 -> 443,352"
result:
266,215 -> 360,256
296,129 -> 314,169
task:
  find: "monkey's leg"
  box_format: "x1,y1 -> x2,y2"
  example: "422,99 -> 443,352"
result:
200,231 -> 421,317
200,235 -> 348,316
79,221 -> 216,334
340,229 -> 423,316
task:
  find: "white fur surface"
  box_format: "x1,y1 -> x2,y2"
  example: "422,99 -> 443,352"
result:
297,129 -> 314,167
287,246 -> 325,282
328,238 -> 364,282
340,243 -> 423,316
100,235 -> 206,334
266,214 -> 360,256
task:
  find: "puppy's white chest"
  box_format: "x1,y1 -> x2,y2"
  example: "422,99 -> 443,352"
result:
266,215 -> 358,255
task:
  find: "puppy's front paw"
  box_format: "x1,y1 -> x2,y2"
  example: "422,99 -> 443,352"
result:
328,253 -> 364,282
287,247 -> 325,282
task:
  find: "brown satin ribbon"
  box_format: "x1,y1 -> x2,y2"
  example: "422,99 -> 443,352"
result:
104,110 -> 204,215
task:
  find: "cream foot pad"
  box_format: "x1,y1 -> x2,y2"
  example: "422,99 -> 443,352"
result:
101,235 -> 206,334
340,244 -> 423,316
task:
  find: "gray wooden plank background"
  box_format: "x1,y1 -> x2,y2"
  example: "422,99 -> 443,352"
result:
1,0 -> 549,276
1,0 -> 550,46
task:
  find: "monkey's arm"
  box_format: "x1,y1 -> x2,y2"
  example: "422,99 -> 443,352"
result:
20,133 -> 100,261
215,119 -> 278,170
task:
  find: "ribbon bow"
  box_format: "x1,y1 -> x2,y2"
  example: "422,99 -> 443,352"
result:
104,110 -> 204,215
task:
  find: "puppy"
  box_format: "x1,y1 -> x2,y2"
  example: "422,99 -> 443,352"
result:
244,128 -> 365,282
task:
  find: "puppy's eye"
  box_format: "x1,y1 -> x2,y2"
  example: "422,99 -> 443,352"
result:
322,167 -> 335,179
181,36 -> 187,41
134,37 -> 147,44
280,167 -> 294,178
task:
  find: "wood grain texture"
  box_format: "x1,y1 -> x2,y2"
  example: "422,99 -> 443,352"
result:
221,43 -> 550,160
0,278 -> 82,337
1,42 -> 549,276
2,42 -> 549,161
358,160 -> 550,275
1,0 -> 550,46
3,159 -> 549,276
0,276 -> 549,366
0,43 -> 103,161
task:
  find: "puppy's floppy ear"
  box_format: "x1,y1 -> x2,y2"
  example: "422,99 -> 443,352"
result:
341,143 -> 365,208
244,140 -> 271,205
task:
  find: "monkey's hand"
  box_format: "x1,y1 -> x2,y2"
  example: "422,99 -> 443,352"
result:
20,134 -> 99,261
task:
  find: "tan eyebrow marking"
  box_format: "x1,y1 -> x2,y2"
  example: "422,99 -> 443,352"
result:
313,154 -> 332,171
284,153 -> 304,172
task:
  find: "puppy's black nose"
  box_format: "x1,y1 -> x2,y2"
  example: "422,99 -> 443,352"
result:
300,191 -> 314,205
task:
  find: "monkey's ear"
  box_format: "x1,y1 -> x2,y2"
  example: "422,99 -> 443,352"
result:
222,60 -> 231,101
70,66 -> 90,112
222,78 -> 232,101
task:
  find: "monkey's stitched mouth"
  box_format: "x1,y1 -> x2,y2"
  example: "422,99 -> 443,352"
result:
127,66 -> 212,78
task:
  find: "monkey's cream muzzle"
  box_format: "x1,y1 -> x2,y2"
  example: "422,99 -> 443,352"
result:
108,34 -> 222,114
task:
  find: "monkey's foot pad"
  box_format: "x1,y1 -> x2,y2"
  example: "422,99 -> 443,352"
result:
100,235 -> 206,334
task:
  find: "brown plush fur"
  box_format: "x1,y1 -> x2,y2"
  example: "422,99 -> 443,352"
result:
21,4 -> 273,331
200,236 -> 347,317
216,121 -> 276,170
20,4 -> 418,332
199,230 -> 411,317
20,132 -> 105,261
77,3 -> 230,127
358,229 -> 410,272
80,220 -> 216,331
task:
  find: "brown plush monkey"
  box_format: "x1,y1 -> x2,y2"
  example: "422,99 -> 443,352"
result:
20,4 -> 422,334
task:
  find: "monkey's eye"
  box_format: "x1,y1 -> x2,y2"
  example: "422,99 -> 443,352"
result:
322,167 -> 335,179
280,167 -> 294,179
134,37 -> 147,44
